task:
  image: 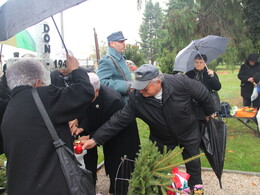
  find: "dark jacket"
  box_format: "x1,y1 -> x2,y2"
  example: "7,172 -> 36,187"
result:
1,69 -> 94,195
186,68 -> 221,118
238,62 -> 260,99
185,68 -> 221,92
80,85 -> 139,193
92,74 -> 215,151
0,74 -> 10,154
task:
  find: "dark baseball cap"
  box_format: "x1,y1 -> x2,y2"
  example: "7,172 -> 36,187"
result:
131,64 -> 159,90
107,31 -> 127,43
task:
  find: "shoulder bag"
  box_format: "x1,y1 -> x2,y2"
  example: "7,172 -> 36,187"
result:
31,88 -> 95,195
210,90 -> 221,112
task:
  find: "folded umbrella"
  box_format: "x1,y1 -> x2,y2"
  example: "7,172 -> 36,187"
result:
174,35 -> 229,72
200,118 -> 227,188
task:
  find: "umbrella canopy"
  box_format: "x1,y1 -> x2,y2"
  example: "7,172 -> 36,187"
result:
200,118 -> 227,188
0,0 -> 86,41
173,35 -> 229,72
0,30 -> 36,52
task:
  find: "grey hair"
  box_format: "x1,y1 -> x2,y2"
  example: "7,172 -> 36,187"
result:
6,59 -> 46,90
21,53 -> 36,58
150,72 -> 164,83
88,72 -> 100,91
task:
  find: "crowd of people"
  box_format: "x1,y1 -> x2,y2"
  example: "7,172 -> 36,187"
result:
0,30 -> 259,195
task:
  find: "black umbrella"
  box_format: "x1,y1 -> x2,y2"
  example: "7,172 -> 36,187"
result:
200,118 -> 227,188
0,0 -> 86,41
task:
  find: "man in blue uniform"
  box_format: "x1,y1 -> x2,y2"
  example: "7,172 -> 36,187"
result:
97,31 -> 131,103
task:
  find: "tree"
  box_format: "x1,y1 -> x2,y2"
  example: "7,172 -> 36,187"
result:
157,0 -> 197,73
195,0 -> 253,64
124,44 -> 145,67
243,0 -> 260,53
156,0 -> 259,73
128,141 -> 203,194
139,0 -> 163,64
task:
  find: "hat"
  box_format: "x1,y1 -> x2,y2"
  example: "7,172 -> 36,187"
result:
131,64 -> 159,90
107,31 -> 127,43
247,53 -> 258,62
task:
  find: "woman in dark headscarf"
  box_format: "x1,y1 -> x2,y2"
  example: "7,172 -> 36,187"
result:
186,54 -> 221,120
238,53 -> 260,108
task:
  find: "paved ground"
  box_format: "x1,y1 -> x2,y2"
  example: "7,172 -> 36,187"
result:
96,166 -> 260,195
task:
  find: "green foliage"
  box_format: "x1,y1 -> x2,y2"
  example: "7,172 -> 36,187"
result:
139,0 -> 163,64
0,155 -> 7,189
125,44 -> 145,67
157,1 -> 197,73
243,0 -> 260,53
128,141 -> 203,195
140,0 -> 259,73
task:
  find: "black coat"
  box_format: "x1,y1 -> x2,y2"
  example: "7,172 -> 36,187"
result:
0,74 -> 10,154
238,62 -> 260,99
92,74 -> 215,151
185,68 -> 221,91
186,68 -> 221,119
80,85 -> 140,188
1,69 -> 94,195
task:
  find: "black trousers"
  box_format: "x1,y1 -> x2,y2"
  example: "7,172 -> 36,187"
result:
243,97 -> 260,108
181,144 -> 202,189
83,146 -> 98,186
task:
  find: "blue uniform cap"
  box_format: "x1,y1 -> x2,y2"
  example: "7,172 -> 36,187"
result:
107,31 -> 127,43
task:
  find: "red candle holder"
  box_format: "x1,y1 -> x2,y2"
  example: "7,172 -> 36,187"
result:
73,140 -> 83,154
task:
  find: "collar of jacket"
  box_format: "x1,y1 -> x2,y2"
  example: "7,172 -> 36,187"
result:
107,47 -> 126,61
161,77 -> 174,104
11,85 -> 32,97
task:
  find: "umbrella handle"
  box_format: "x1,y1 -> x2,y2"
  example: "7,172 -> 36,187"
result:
51,16 -> 68,54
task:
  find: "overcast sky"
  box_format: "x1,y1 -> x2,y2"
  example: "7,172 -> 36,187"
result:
2,0 -> 167,60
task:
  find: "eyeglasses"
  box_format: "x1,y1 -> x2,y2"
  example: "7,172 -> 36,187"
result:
142,82 -> 153,92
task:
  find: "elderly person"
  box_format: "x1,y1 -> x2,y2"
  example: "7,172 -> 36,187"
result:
71,73 -> 140,195
238,53 -> 260,108
97,31 -> 131,103
82,64 -> 215,190
1,55 -> 94,195
186,54 -> 221,118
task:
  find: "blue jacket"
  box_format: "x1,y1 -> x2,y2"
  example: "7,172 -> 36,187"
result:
97,47 -> 131,102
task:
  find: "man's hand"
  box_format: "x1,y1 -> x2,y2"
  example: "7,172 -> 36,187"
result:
248,77 -> 254,83
69,119 -> 78,129
79,135 -> 90,142
81,139 -> 97,149
69,119 -> 83,136
71,126 -> 84,136
66,54 -> 79,72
